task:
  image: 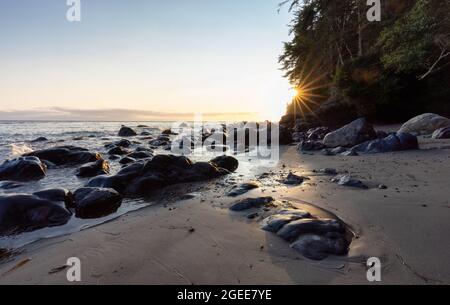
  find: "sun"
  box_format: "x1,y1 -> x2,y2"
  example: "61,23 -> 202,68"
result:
290,88 -> 300,99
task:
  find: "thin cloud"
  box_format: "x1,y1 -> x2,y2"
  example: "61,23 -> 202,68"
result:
0,107 -> 257,121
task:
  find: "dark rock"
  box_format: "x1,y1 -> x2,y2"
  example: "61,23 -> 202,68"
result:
322,149 -> 335,156
229,197 -> 274,211
291,233 -> 349,260
149,139 -> 170,147
298,140 -> 325,151
162,129 -> 177,135
376,130 -> 389,139
31,137 -> 48,143
332,175 -> 368,189
331,147 -> 347,154
306,127 -> 331,141
351,132 -> 419,154
292,131 -> 306,142
210,155 -> 239,172
108,146 -> 130,155
0,191 -> 72,236
140,131 -> 151,136
76,159 -> 110,178
432,127 -> 450,139
247,212 -> 259,220
277,218 -> 344,242
127,151 -> 153,159
118,126 -> 137,137
283,173 -> 308,185
119,156 -> 136,165
73,187 -> 122,219
227,182 -> 259,197
42,160 -> 57,169
0,157 -> 46,182
24,146 -> 101,166
114,139 -> 132,148
323,118 -> 377,148
109,155 -> 120,161
319,168 -> 338,175
135,146 -> 153,153
180,193 -> 196,200
0,181 -> 24,189
33,188 -> 74,207
378,184 -> 388,190
261,210 -> 311,233
341,150 -> 359,156
158,135 -> 171,142
88,155 -> 236,195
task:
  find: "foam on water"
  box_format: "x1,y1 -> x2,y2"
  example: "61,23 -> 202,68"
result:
9,143 -> 34,157
0,121 -> 278,252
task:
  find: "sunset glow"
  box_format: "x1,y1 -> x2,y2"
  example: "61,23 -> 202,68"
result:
0,0 -> 292,122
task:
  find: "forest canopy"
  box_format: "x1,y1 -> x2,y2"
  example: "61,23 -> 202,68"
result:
280,0 -> 450,124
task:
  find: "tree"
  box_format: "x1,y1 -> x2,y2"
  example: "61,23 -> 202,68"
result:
279,0 -> 450,122
378,0 -> 450,80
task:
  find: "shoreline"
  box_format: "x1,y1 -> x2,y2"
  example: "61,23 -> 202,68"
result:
1,131 -> 449,284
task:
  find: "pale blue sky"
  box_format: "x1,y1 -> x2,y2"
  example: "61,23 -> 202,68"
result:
0,0 -> 293,121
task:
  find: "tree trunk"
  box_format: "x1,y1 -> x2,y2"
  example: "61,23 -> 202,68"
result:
357,1 -> 363,57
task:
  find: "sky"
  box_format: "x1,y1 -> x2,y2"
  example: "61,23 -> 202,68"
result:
0,0 -> 294,121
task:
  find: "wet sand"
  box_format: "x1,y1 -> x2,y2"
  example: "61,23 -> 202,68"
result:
1,128 -> 449,285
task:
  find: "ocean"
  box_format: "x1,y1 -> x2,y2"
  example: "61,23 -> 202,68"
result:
0,121 -> 277,251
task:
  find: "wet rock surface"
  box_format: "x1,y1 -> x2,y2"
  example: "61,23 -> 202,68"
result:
108,146 -> 131,156
291,233 -> 349,260
231,196 -> 353,261
88,155 -> 238,196
226,182 -> 259,197
76,159 -> 110,178
0,181 -> 25,190
73,187 -> 123,219
283,173 -> 309,185
24,146 -> 101,166
261,210 -> 311,233
127,151 -> 153,160
30,137 -> 48,143
210,155 -> 239,172
229,197 -> 274,211
0,157 -> 47,182
118,126 -> 137,137
0,189 -> 72,236
119,156 -> 136,165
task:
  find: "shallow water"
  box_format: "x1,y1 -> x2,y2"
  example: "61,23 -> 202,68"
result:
0,121 -> 279,251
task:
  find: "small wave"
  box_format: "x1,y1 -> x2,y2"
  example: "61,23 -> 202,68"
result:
10,143 -> 34,157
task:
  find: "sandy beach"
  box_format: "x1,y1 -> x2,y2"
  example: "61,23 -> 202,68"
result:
1,126 -> 449,285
